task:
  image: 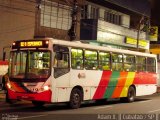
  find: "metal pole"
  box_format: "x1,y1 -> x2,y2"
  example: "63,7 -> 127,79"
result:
137,16 -> 144,51
137,25 -> 140,50
68,0 -> 78,41
34,0 -> 41,38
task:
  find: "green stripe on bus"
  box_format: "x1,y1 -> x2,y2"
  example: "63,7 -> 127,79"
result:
103,71 -> 120,98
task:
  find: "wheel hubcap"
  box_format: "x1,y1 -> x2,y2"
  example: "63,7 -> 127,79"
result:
73,93 -> 80,105
129,90 -> 134,101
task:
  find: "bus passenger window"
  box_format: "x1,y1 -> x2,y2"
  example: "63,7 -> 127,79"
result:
136,56 -> 146,72
71,48 -> 83,69
112,53 -> 123,71
147,57 -> 156,72
99,52 -> 110,70
84,50 -> 98,70
123,54 -> 135,72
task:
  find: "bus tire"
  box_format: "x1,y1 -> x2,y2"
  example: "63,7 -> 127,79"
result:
127,86 -> 136,102
69,88 -> 82,109
120,86 -> 136,103
32,101 -> 45,107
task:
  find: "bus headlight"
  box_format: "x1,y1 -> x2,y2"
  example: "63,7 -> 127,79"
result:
43,85 -> 50,91
7,82 -> 11,89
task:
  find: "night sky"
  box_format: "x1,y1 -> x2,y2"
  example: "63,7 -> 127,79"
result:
150,0 -> 160,26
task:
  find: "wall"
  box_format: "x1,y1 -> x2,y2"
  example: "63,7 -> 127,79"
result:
0,0 -> 35,60
35,0 -> 85,40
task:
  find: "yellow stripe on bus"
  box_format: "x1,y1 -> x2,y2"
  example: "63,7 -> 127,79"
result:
120,72 -> 135,97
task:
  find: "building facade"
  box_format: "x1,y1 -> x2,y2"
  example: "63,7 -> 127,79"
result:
80,0 -> 151,51
0,0 -> 35,60
0,0 -> 151,60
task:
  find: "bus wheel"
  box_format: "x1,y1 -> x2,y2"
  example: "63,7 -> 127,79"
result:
69,88 -> 82,109
121,86 -> 135,103
127,86 -> 136,102
32,101 -> 45,107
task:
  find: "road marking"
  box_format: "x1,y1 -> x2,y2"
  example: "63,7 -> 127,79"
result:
148,109 -> 160,113
93,105 -> 113,110
137,100 -> 152,104
18,114 -> 47,119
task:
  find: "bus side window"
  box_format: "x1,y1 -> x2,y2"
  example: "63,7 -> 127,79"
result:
53,46 -> 69,68
71,48 -> 83,69
147,57 -> 156,72
84,50 -> 98,70
99,51 -> 110,70
112,53 -> 123,71
136,56 -> 146,72
123,54 -> 136,72
53,45 -> 70,78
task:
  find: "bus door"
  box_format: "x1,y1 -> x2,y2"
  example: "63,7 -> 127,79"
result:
53,45 -> 70,102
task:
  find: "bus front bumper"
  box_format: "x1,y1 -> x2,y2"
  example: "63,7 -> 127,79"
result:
7,89 -> 52,103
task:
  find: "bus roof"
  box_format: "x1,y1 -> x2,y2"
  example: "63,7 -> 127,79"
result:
47,38 -> 156,58
14,38 -> 156,58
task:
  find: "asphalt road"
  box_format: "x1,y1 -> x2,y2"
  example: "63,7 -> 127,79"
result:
0,91 -> 160,120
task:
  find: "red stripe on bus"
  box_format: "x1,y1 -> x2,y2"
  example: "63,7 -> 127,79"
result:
93,71 -> 112,99
0,61 -> 8,65
111,72 -> 128,98
133,72 -> 157,84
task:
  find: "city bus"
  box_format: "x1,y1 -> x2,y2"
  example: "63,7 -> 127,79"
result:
6,38 -> 157,108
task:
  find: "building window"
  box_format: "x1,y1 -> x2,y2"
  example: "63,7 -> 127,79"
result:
90,6 -> 99,19
104,11 -> 121,25
81,5 -> 88,19
40,0 -> 71,30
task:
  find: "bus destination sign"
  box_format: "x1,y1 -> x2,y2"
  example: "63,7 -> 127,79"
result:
20,41 -> 42,47
12,40 -> 49,49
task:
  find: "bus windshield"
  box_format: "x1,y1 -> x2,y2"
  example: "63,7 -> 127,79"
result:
9,50 -> 51,79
